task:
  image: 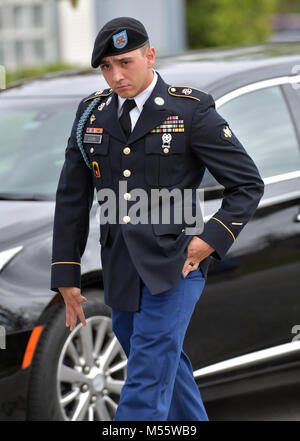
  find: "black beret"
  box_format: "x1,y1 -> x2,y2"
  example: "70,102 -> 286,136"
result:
91,17 -> 149,68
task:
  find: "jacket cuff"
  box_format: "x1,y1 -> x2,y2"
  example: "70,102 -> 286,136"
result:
51,261 -> 81,292
197,216 -> 236,261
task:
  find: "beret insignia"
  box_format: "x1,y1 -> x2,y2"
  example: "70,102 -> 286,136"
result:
113,30 -> 128,49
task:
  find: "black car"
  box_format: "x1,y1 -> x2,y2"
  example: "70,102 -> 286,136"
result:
1,43 -> 300,421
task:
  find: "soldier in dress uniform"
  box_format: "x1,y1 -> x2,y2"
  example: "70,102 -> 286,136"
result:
50,17 -> 264,421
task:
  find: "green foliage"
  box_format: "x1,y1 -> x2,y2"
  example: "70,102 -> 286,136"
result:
277,0 -> 300,13
6,63 -> 78,85
187,0 -> 279,48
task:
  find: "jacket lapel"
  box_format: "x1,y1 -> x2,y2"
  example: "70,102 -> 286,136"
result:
94,92 -> 127,143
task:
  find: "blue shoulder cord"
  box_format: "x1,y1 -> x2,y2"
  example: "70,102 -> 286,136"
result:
76,97 -> 102,169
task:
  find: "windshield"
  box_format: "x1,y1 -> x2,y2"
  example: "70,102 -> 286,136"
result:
0,96 -> 80,199
0,93 -> 221,200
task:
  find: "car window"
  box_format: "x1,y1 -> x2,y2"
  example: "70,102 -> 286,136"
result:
0,97 -> 79,196
217,85 -> 300,179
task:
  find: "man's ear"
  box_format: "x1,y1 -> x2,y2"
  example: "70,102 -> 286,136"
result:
147,47 -> 156,68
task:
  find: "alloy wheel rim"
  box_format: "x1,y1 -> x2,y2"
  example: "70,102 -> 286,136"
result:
56,316 -> 126,421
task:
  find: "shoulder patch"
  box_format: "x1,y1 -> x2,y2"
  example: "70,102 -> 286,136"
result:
83,88 -> 113,103
168,86 -> 208,102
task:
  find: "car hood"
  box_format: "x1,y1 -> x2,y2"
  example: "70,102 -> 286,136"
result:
0,200 -> 55,248
0,197 -> 223,245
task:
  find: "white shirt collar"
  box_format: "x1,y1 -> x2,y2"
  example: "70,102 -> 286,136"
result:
118,70 -> 158,115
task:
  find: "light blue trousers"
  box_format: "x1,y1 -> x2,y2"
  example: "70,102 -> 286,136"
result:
111,267 -> 209,421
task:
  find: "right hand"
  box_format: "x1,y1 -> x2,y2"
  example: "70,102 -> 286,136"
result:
58,286 -> 87,331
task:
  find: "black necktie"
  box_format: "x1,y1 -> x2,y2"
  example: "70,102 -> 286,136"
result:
119,99 -> 136,139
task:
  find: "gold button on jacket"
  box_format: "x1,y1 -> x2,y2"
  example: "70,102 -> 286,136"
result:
123,215 -> 131,223
123,169 -> 131,178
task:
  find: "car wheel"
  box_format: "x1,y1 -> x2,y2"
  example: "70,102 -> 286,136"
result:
27,289 -> 126,421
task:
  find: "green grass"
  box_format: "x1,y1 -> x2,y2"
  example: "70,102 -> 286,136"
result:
5,62 -> 79,86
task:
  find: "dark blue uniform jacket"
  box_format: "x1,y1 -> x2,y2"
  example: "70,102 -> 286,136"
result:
50,72 -> 265,311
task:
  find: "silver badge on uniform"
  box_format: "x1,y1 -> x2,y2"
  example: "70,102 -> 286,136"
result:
161,133 -> 172,153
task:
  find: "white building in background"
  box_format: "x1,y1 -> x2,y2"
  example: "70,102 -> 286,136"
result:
0,0 -> 59,69
0,0 -> 186,70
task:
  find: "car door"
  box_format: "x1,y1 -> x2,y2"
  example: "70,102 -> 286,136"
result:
185,78 -> 300,370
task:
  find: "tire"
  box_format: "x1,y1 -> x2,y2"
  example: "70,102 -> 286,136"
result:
27,289 -> 127,421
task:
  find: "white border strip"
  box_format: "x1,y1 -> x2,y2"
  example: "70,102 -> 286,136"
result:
194,341 -> 300,379
215,74 -> 300,108
263,170 -> 300,184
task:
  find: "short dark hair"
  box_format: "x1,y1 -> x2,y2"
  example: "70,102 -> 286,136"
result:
140,41 -> 150,55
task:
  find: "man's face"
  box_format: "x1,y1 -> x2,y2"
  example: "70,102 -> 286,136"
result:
99,46 -> 156,98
